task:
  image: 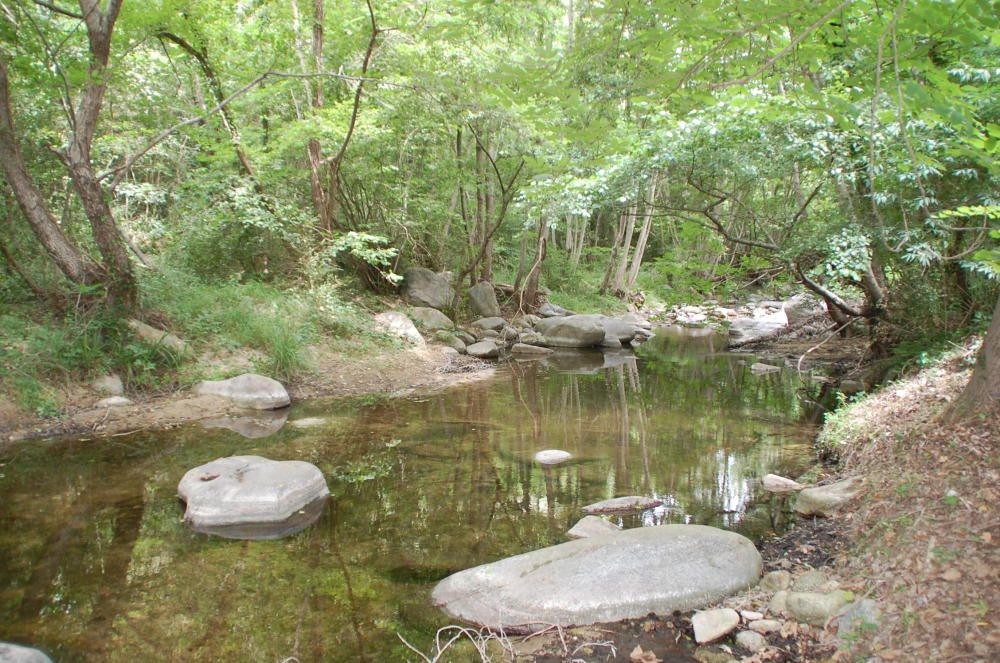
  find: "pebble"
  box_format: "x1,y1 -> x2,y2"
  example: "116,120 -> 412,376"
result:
740,610 -> 764,621
768,591 -> 789,615
748,619 -> 782,634
759,570 -> 792,591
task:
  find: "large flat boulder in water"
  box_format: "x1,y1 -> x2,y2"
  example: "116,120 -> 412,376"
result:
432,524 -> 762,631
583,495 -> 662,514
194,373 -> 290,410
402,267 -> 454,310
534,315 -> 606,348
178,455 -> 329,539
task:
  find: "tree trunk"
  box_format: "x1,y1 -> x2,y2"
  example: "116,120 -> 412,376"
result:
945,294 -> 1000,422
521,213 -> 548,312
626,174 -> 659,289
612,201 -> 639,292
600,208 -> 628,294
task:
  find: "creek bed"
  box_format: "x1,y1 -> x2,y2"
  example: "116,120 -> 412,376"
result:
0,327 -> 822,661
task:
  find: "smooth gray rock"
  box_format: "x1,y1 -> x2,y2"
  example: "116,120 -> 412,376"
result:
92,374 -> 123,396
518,331 -> 547,346
432,525 -> 762,632
783,293 -> 825,324
454,329 -> 477,345
511,343 -> 553,356
728,309 -> 788,345
785,591 -> 853,626
374,311 -> 425,346
583,495 -> 662,514
194,373 -> 290,410
201,410 -> 288,439
750,362 -> 781,374
402,267 -> 454,309
471,316 -> 506,331
409,307 -> 454,331
566,516 -> 621,539
129,319 -> 187,353
0,643 -> 52,663
481,329 -> 500,339
468,282 -> 502,318
769,591 -> 789,615
96,396 -> 133,408
748,618 -> 782,634
795,478 -> 862,517
534,315 -> 606,348
762,474 -> 804,493
466,340 -> 499,359
534,449 -> 572,465
692,608 -> 740,643
501,325 -> 519,342
759,570 -> 792,591
736,630 -> 767,653
178,455 -> 329,539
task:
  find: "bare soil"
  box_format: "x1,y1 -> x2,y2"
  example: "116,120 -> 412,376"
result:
1,343 -> 494,443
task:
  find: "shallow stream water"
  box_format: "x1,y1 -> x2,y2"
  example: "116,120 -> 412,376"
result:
0,327 -> 822,661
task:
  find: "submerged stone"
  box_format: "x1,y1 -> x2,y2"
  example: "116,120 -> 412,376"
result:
566,516 -> 621,539
432,525 -> 761,632
582,495 -> 663,514
178,455 -> 329,540
0,643 -> 52,663
533,449 -> 572,465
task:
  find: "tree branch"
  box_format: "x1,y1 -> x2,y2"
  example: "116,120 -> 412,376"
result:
31,0 -> 83,19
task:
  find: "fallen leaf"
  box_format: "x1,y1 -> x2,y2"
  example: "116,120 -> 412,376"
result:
629,645 -> 662,663
941,568 -> 962,581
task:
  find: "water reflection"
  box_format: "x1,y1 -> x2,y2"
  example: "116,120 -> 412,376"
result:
0,327 -> 819,661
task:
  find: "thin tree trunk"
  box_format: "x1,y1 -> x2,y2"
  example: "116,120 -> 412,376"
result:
600,208 -> 628,294
612,201 -> 639,292
626,174 -> 659,288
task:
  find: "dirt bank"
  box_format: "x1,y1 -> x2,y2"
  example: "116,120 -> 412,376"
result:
1,344 -> 494,444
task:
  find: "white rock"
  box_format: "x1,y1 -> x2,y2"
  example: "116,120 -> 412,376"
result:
290,417 -> 327,428
692,608 -> 740,643
534,449 -> 572,465
374,311 -> 425,346
794,478 -> 862,517
740,610 -> 764,621
0,643 -> 53,663
762,474 -> 804,493
749,619 -> 782,634
128,319 -> 187,353
91,374 -> 123,396
194,373 -> 290,410
96,396 -> 133,408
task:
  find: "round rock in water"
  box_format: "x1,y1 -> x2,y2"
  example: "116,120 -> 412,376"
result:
178,455 -> 329,540
0,643 -> 53,663
432,524 -> 762,632
583,495 -> 663,514
533,449 -> 572,465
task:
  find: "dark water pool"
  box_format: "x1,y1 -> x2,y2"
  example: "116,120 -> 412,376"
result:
0,327 -> 821,661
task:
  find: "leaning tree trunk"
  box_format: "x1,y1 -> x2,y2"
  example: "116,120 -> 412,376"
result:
944,294 -> 1000,423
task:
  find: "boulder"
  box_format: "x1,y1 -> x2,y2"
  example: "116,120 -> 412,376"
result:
534,316 -> 606,348
794,478 -> 862,517
785,591 -> 853,626
374,311 -> 425,346
201,410 -> 288,439
471,317 -> 506,331
537,302 -> 572,318
759,570 -> 792,591
836,598 -> 879,641
96,396 -> 133,408
728,308 -> 788,345
0,643 -> 52,663
466,340 -> 499,359
769,592 -> 789,616
92,374 -> 123,396
178,455 -> 329,540
128,319 -> 187,353
194,373 -> 290,410
692,608 -> 740,643
468,282 -> 502,318
518,331 -> 547,346
783,293 -> 825,324
534,449 -> 572,465
566,516 -> 621,539
454,329 -> 477,345
583,495 -> 663,514
501,326 -> 519,343
432,525 -> 762,632
793,570 -> 831,592
762,474 -> 805,493
748,619 -> 781,634
402,266 -> 455,309
511,343 -> 553,356
409,307 -> 454,331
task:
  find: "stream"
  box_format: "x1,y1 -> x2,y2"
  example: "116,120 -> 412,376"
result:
0,327 -> 823,662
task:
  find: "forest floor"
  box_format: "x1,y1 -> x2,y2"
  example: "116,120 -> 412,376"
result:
0,342 -> 494,443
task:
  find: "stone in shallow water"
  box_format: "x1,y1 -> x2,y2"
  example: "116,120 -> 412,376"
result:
582,495 -> 663,514
194,373 -> 290,410
178,455 -> 329,540
533,449 -> 571,465
566,516 -> 621,539
794,478 -> 862,517
432,524 -> 762,632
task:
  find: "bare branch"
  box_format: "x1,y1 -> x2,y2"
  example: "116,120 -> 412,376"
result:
31,0 -> 82,19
